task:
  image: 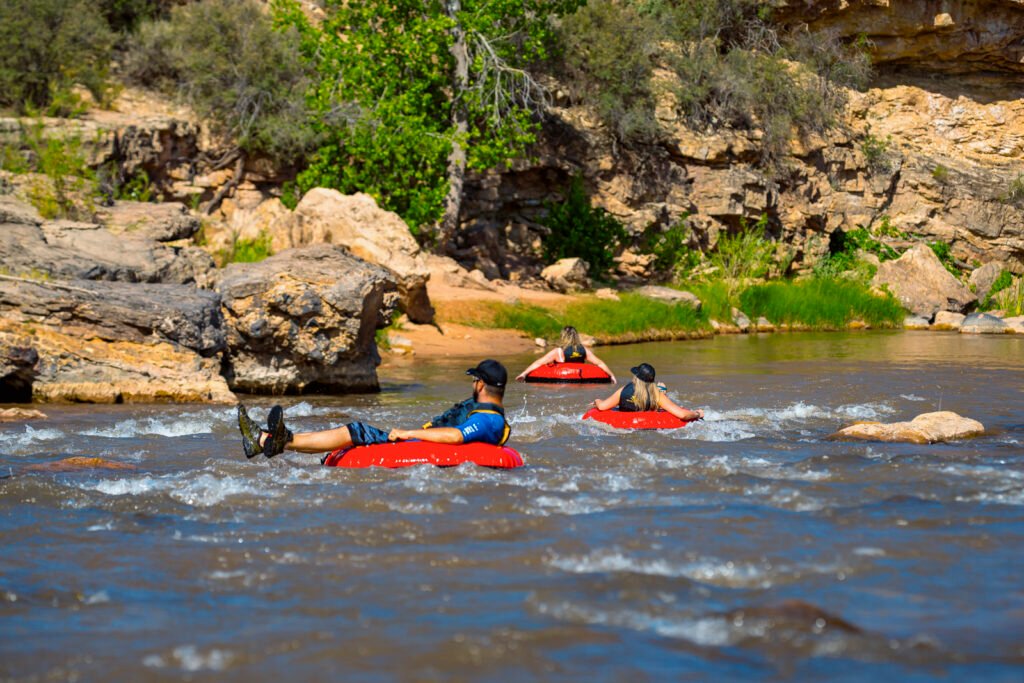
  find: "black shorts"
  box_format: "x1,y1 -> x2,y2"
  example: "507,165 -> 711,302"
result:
347,421 -> 390,446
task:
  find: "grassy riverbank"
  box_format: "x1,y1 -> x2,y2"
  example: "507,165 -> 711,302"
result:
441,278 -> 905,343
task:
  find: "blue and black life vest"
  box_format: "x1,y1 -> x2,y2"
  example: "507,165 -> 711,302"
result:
563,344 -> 587,362
423,399 -> 511,445
618,383 -> 657,412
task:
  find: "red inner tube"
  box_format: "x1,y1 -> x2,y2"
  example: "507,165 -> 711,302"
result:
323,441 -> 524,469
524,362 -> 612,384
581,407 -> 694,430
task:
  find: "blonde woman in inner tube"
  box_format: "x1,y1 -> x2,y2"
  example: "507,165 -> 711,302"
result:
515,325 -> 616,383
592,363 -> 703,420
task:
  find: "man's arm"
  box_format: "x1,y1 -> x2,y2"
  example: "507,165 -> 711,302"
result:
388,427 -> 464,444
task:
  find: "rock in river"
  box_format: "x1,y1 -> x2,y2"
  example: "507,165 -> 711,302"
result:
217,244 -> 398,394
0,277 -> 233,403
829,411 -> 984,444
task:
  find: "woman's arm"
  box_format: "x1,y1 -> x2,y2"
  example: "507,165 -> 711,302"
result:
584,347 -> 616,384
515,349 -> 560,381
592,386 -> 624,411
388,427 -> 464,444
658,394 -> 704,421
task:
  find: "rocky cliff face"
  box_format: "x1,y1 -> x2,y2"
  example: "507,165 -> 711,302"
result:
455,1 -> 1024,279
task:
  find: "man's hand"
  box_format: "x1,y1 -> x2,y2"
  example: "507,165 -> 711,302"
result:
388,429 -> 411,442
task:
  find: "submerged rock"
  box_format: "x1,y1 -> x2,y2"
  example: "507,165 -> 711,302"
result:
829,411 -> 984,444
871,244 -> 976,318
24,457 -> 136,473
218,245 -> 398,394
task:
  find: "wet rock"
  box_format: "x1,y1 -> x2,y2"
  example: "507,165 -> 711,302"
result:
96,201 -> 200,242
754,316 -> 775,332
931,311 -> 965,331
732,309 -> 752,332
0,337 -> 38,403
217,245 -> 398,394
1001,315 -> 1024,333
541,257 -> 590,293
829,411 -> 984,444
724,600 -> 862,635
633,285 -> 701,310
968,263 -> 1005,302
266,190 -> 433,323
0,278 -> 232,403
534,337 -> 547,348
903,316 -> 930,330
0,407 -> 46,421
960,312 -> 1009,334
871,244 -> 976,318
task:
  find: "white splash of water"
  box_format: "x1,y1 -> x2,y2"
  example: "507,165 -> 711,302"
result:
0,425 -> 65,453
144,645 -> 234,672
535,600 -> 733,647
78,472 -> 273,507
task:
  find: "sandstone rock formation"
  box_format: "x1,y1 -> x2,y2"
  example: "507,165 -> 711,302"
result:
931,311 -> 966,330
830,411 -> 985,444
0,278 -> 233,403
871,243 -> 976,318
0,196 -> 214,286
217,245 -> 398,394
96,200 -> 200,242
541,257 -> 591,293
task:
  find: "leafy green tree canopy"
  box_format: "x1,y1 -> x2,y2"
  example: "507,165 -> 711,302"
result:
274,0 -> 583,234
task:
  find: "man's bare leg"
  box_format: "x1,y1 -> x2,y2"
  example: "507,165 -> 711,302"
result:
261,425 -> 354,454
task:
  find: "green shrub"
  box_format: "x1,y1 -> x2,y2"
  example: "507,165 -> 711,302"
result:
217,232 -> 273,266
647,216 -> 702,279
489,293 -> 707,339
10,122 -> 101,220
928,241 -> 959,277
0,0 -> 116,114
683,280 -> 733,322
861,132 -> 893,175
1005,173 -> 1024,205
992,276 -> 1023,316
542,176 -> 627,274
125,0 -> 317,164
709,214 -> 774,280
739,279 -> 904,329
980,269 -> 1013,310
932,164 -> 950,184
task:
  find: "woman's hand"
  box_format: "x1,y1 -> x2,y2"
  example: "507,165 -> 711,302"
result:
515,372 -> 527,382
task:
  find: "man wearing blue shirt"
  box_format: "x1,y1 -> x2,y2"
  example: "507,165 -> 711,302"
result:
238,359 -> 510,458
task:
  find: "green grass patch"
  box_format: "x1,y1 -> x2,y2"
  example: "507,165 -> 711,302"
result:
488,293 -> 707,339
216,231 -> 273,266
681,281 -> 732,322
739,279 -> 904,329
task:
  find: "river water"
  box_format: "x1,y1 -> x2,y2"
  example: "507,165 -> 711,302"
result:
2,331 -> 1023,681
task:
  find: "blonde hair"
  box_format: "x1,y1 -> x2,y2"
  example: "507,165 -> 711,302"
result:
560,326 -> 582,347
629,377 -> 661,411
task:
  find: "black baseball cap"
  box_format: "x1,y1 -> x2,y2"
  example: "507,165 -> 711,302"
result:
630,363 -> 656,383
467,359 -> 508,387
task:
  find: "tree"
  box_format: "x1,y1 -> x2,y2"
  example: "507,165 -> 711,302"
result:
275,0 -> 582,248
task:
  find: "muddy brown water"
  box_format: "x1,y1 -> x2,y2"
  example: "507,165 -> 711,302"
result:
2,331 -> 1023,681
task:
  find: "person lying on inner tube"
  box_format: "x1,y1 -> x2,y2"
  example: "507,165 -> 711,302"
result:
591,363 -> 703,421
515,325 -> 616,382
236,360 -> 511,459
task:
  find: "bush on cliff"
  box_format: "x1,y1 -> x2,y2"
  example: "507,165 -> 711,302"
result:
125,0 -> 317,165
556,0 -> 871,163
0,0 -> 116,115
542,176 -> 627,274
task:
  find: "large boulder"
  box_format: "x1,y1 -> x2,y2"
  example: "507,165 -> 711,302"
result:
871,243 -> 976,318
258,190 -> 434,323
0,196 -> 214,286
968,263 -> 1004,301
217,245 -> 398,394
960,312 -> 1009,334
829,411 -> 984,444
0,335 -> 38,402
0,278 -> 232,403
541,257 -> 591,292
